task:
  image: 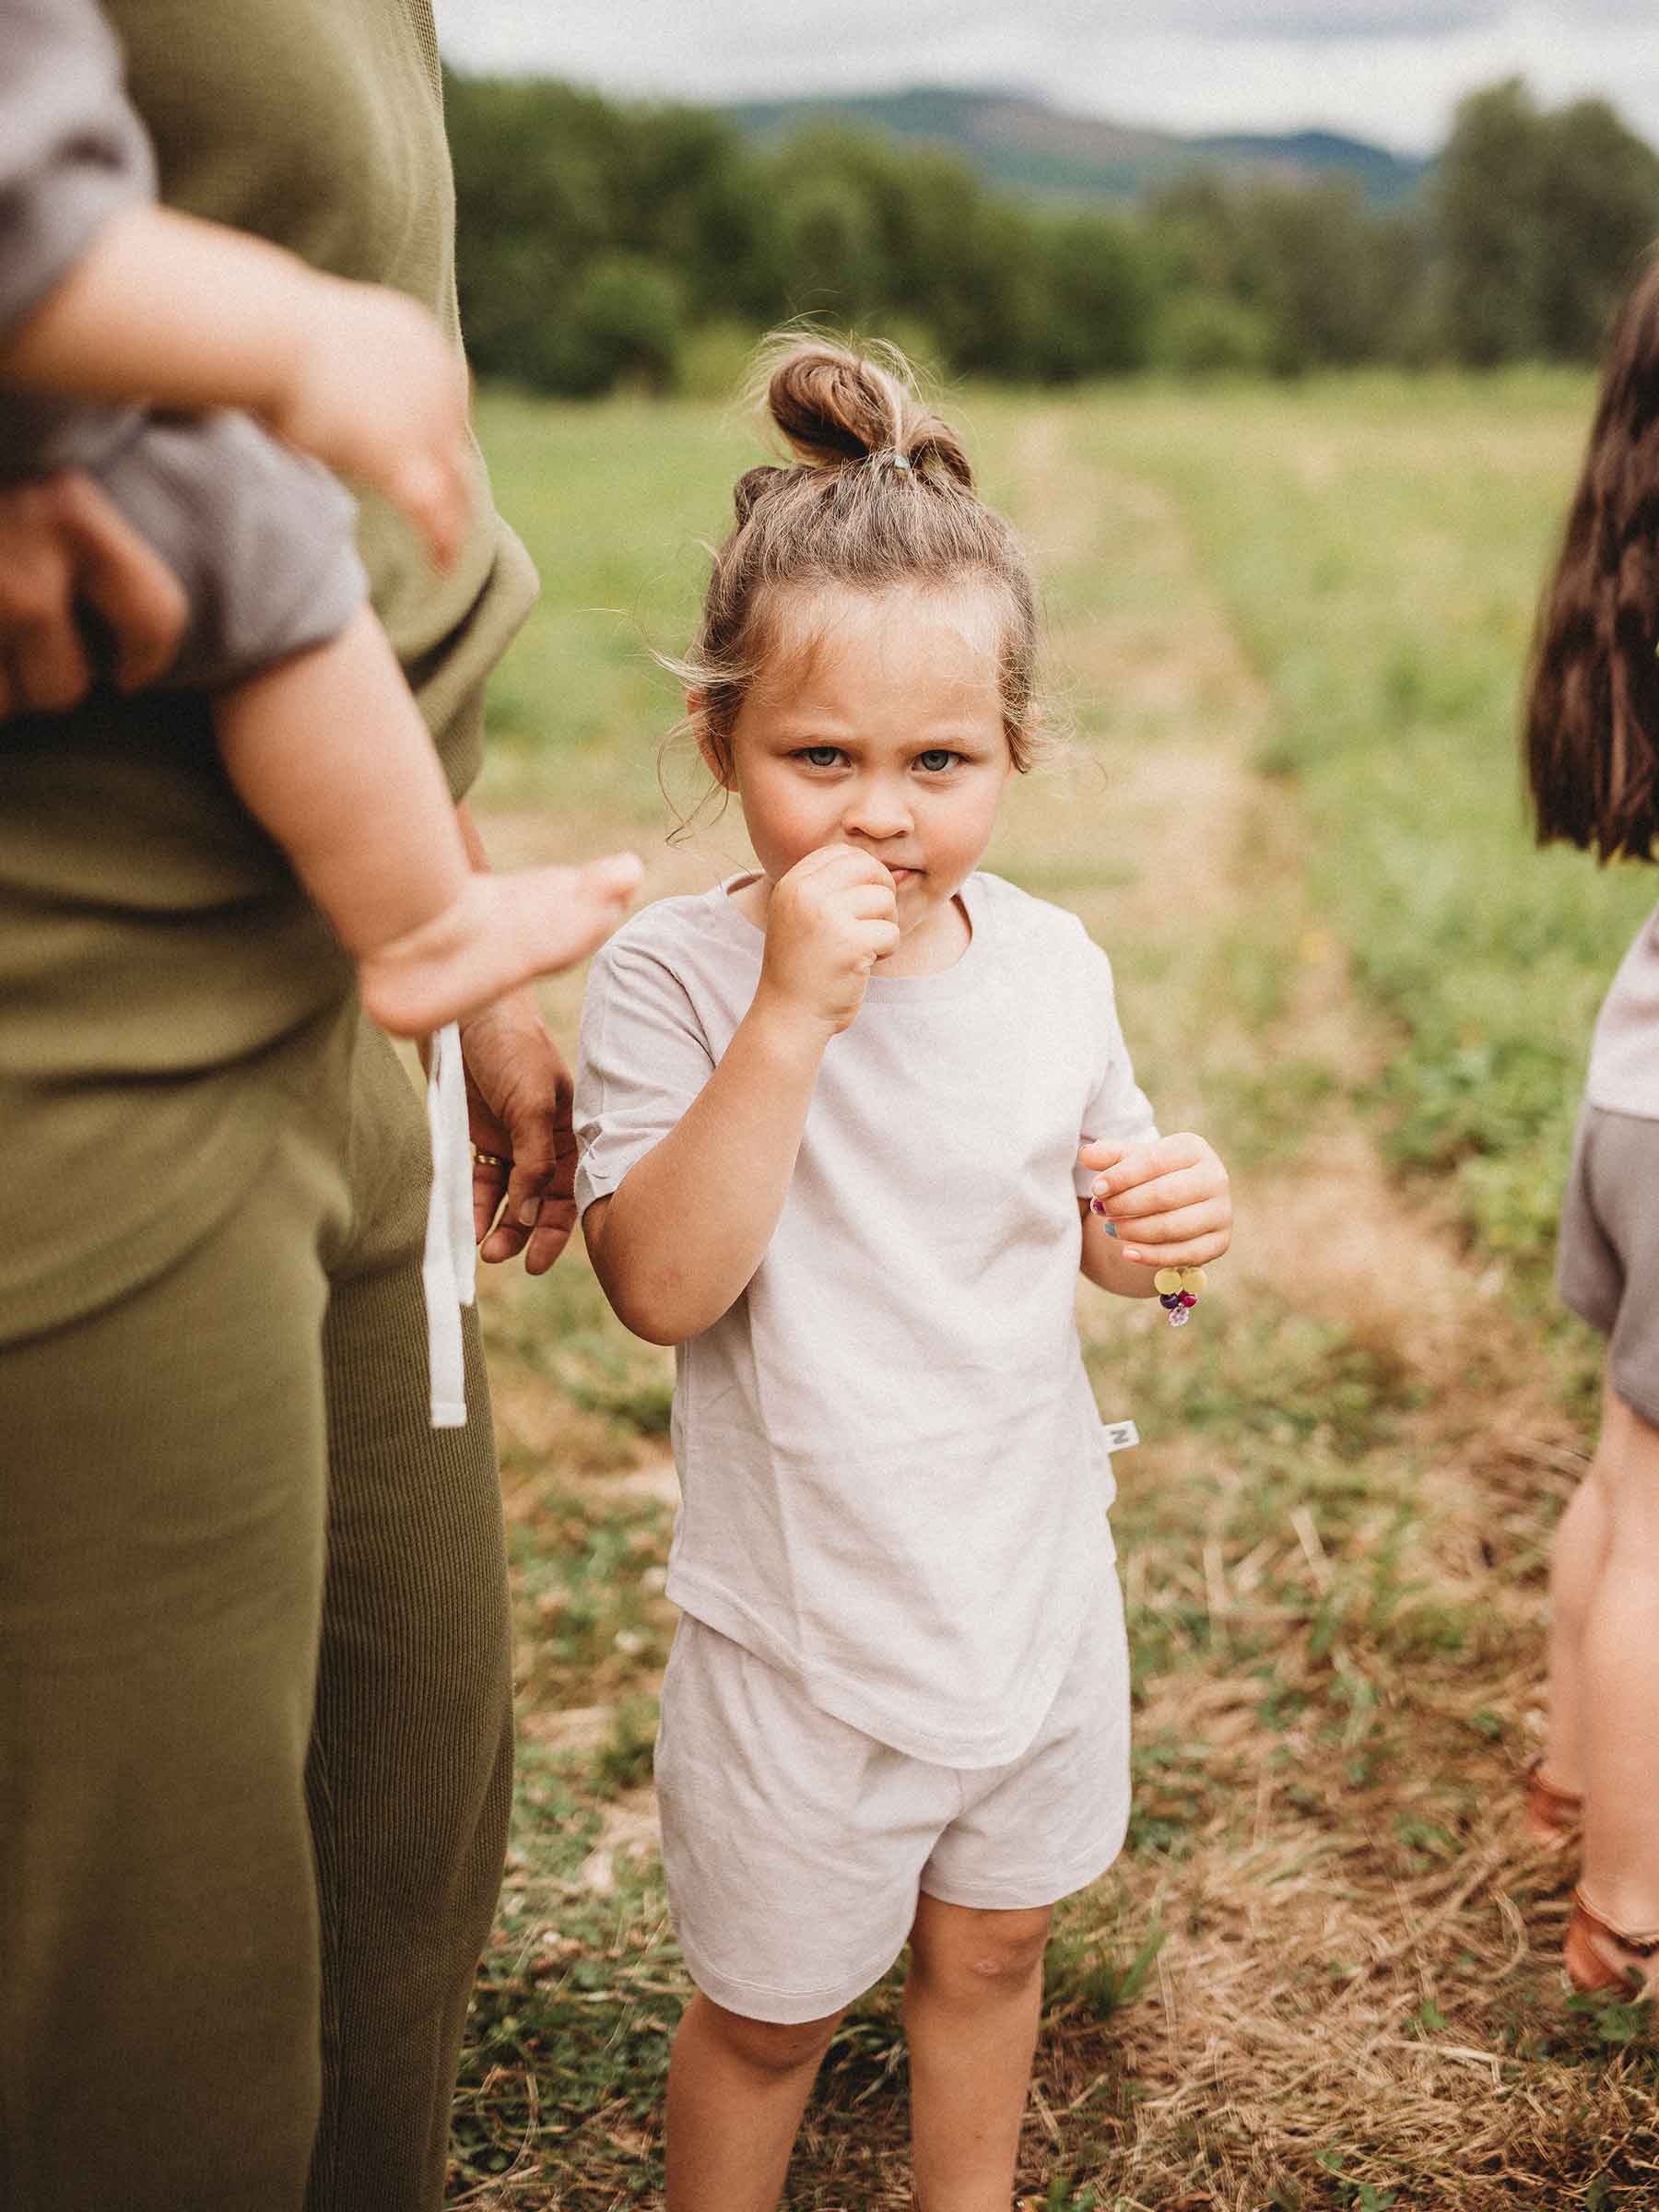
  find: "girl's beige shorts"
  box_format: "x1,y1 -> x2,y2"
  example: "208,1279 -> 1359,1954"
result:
1558,1102 -> 1659,1427
653,1571 -> 1131,2025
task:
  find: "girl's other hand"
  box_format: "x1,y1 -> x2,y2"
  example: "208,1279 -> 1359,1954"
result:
1081,1133 -> 1231,1269
273,282 -> 471,568
756,845 -> 900,1037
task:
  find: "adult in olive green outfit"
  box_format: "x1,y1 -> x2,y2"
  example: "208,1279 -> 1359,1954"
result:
0,6 -> 568,2206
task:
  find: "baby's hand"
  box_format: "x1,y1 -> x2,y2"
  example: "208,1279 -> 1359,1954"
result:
1080,1133 -> 1231,1270
756,845 -> 900,1036
268,281 -> 470,568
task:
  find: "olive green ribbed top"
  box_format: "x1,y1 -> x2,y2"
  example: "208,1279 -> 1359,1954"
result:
0,0 -> 538,1339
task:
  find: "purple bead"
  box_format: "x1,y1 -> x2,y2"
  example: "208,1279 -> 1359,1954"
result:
1159,1292 -> 1181,1309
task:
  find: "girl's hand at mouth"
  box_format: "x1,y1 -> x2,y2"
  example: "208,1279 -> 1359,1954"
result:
756,844 -> 901,1037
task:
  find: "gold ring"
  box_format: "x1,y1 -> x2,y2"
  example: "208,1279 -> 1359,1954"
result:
472,1147 -> 512,1171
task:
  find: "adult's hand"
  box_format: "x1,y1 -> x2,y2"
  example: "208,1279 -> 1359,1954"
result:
0,471 -> 188,714
460,986 -> 580,1276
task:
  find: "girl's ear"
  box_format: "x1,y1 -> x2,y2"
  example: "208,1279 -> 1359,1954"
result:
688,690 -> 736,790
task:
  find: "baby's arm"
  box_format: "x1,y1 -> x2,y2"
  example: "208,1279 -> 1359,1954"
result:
584,846 -> 899,1344
1078,1134 -> 1231,1292
0,202 -> 469,565
217,617 -> 641,1037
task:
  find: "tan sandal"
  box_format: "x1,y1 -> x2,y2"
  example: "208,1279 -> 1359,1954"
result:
1523,1756 -> 1583,1848
1565,1888 -> 1659,1998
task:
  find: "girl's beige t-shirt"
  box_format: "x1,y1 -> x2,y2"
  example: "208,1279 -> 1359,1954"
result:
574,871 -> 1158,1769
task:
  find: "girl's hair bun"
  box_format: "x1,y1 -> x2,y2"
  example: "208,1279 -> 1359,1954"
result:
667,325 -> 1045,821
761,339 -> 974,491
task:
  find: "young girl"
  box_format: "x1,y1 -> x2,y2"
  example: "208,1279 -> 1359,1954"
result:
1523,258 -> 1659,1997
573,342 -> 1232,2208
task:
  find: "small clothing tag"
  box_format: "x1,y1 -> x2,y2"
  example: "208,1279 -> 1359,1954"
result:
1101,1418 -> 1139,1454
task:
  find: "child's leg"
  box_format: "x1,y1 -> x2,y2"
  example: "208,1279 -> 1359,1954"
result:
902,1896 -> 1053,2212
1572,1384 -> 1659,1938
215,608 -> 640,1034
665,1994 -> 844,2212
1537,1372 -> 1620,1813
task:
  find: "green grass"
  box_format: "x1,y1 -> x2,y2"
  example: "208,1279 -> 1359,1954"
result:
475,389 -> 754,823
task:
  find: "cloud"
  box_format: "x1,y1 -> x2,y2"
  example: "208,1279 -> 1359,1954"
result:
1157,1 -> 1509,33
432,0 -> 1659,155
1547,0 -> 1651,15
437,0 -> 1510,74
441,0 -> 1070,72
436,0 -> 1115,107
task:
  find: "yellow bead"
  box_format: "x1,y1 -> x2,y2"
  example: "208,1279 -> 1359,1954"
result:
1154,1268 -> 1182,1295
1180,1268 -> 1207,1293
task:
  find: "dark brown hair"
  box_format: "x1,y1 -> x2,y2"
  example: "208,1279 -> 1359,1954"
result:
1524,253 -> 1659,862
677,337 -> 1042,785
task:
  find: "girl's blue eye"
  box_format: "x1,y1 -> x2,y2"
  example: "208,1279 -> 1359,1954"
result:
799,746 -> 842,769
916,749 -> 959,772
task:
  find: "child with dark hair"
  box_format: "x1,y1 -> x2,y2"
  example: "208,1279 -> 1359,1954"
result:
573,339 -> 1232,2210
1523,255 -> 1659,1995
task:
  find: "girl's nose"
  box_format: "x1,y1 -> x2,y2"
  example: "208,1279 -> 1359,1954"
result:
842,780 -> 912,840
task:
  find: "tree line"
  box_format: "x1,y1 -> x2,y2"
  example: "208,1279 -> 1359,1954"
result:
443,73 -> 1659,395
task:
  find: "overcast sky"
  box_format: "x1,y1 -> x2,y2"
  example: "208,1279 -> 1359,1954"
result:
430,1 -> 1659,157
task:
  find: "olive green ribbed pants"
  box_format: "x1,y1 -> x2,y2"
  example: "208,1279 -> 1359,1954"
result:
0,1007 -> 513,2212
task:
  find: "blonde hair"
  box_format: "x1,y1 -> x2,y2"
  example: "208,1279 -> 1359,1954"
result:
677,337 -> 1042,789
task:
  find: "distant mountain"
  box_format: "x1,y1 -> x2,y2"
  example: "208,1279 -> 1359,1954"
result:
723,87 -> 1428,207
1190,128 -> 1426,206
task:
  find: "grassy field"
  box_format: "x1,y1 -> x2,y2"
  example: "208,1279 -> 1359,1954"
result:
448,371 -> 1659,2210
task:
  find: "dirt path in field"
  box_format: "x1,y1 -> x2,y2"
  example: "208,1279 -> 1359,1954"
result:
997,415 -> 1616,2209
1016,413 -> 1430,1283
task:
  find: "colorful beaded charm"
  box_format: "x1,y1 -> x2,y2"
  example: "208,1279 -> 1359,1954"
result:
1153,1265 -> 1206,1329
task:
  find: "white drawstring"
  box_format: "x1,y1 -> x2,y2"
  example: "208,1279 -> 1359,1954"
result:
422,1020 -> 476,1428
